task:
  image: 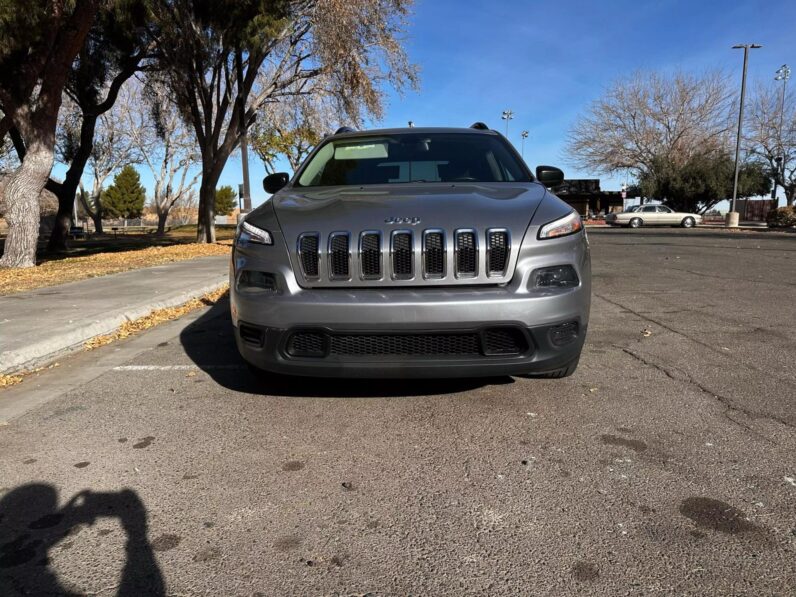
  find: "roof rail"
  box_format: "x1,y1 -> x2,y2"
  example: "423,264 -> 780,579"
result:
469,122 -> 489,130
334,126 -> 357,135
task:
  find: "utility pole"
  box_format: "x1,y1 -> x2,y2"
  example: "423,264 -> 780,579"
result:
520,130 -> 529,158
501,109 -> 514,137
728,43 -> 762,227
773,64 -> 791,206
236,48 -> 252,214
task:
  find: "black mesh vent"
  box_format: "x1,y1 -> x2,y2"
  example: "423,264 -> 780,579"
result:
488,230 -> 509,275
329,234 -> 350,278
287,332 -> 327,357
483,328 -> 527,355
424,232 -> 444,277
361,233 -> 381,278
330,333 -> 480,356
392,232 -> 413,278
456,231 -> 477,276
298,234 -> 319,278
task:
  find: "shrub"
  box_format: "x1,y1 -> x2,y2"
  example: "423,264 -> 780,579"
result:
766,206 -> 796,228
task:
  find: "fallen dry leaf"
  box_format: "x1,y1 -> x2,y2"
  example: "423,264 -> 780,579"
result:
642,328 -> 653,337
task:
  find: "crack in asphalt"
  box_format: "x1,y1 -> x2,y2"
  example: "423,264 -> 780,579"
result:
666,266 -> 796,288
616,345 -> 782,445
594,293 -> 796,386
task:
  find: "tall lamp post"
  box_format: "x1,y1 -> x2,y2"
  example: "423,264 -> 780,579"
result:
728,43 -> 762,227
773,64 -> 791,206
501,109 -> 514,137
520,130 -> 529,157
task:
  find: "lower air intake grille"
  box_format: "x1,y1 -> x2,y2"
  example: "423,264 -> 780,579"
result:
286,332 -> 327,357
483,328 -> 527,355
392,232 -> 413,279
329,233 -> 350,279
360,233 -> 381,278
487,230 -> 509,275
330,333 -> 481,356
455,230 -> 477,277
298,234 -> 319,278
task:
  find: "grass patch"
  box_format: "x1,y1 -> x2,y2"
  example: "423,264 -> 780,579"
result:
0,242 -> 230,296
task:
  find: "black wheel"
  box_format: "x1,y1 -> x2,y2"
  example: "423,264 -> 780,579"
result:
629,217 -> 643,228
527,354 -> 581,379
681,217 -> 695,228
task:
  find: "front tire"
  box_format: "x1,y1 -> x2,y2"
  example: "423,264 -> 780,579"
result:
629,217 -> 643,228
681,217 -> 695,228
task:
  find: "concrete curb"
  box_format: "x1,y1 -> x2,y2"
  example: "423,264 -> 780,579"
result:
1,279 -> 228,376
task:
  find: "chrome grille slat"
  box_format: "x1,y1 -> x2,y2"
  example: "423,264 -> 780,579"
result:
391,230 -> 414,279
422,229 -> 445,279
454,229 -> 478,278
359,231 -> 382,280
328,232 -> 351,280
486,229 -> 510,277
297,233 -> 320,279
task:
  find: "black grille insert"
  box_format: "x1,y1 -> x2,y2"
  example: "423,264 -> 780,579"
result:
329,233 -> 350,279
287,332 -> 327,357
239,324 -> 265,347
298,234 -> 320,278
423,231 -> 445,278
391,232 -> 413,279
487,230 -> 509,276
455,230 -> 477,277
330,333 -> 480,356
483,328 -> 527,355
360,232 -> 382,279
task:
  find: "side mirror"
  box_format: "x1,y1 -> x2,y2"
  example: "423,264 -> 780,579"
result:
535,165 -> 564,188
263,172 -> 290,194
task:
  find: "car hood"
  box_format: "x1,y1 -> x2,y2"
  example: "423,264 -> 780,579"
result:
271,182 -> 546,240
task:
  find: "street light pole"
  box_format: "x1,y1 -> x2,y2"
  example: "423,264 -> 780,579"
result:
728,43 -> 762,227
520,130 -> 529,158
236,48 -> 252,214
774,64 -> 791,206
501,109 -> 514,137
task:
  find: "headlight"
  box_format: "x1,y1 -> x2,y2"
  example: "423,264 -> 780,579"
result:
538,211 -> 583,240
237,221 -> 273,246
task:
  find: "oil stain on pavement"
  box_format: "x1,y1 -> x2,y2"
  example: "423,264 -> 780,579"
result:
679,497 -> 762,535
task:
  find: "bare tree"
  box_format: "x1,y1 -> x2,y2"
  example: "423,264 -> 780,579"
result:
252,89 -> 339,174
149,0 -> 417,244
124,82 -> 201,234
65,93 -> 143,233
745,82 -> 796,207
566,71 -> 735,184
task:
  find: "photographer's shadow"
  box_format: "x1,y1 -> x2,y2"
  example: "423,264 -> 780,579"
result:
0,483 -> 164,596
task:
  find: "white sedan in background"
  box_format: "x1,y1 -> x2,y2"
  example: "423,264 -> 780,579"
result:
606,205 -> 702,228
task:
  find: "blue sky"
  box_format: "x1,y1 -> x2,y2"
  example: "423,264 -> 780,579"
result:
74,0 -> 796,208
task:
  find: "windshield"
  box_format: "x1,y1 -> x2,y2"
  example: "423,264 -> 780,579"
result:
297,133 -> 530,187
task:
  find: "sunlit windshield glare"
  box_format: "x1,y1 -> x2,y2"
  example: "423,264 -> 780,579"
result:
297,133 -> 529,187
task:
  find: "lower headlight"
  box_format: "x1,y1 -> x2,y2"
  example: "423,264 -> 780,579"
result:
533,265 -> 579,288
237,270 -> 278,293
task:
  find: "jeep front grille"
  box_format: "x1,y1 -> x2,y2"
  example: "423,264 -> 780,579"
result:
295,228 -> 513,284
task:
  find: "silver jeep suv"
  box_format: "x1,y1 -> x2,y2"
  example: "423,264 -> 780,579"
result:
231,124 -> 590,378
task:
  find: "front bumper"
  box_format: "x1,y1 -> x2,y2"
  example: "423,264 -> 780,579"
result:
230,228 -> 590,378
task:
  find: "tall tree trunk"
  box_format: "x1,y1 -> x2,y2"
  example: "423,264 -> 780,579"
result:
0,143 -> 53,267
92,210 -> 104,234
156,210 -> 168,235
47,187 -> 73,253
196,172 -> 219,244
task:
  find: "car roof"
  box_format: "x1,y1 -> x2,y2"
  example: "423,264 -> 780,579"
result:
329,126 -> 500,139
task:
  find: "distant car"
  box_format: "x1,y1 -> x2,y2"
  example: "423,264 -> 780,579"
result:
606,205 -> 702,228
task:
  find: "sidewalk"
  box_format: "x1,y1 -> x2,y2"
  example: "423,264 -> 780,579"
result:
0,255 -> 228,375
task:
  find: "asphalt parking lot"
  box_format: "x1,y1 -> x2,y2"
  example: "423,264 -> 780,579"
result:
1,228 -> 794,596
